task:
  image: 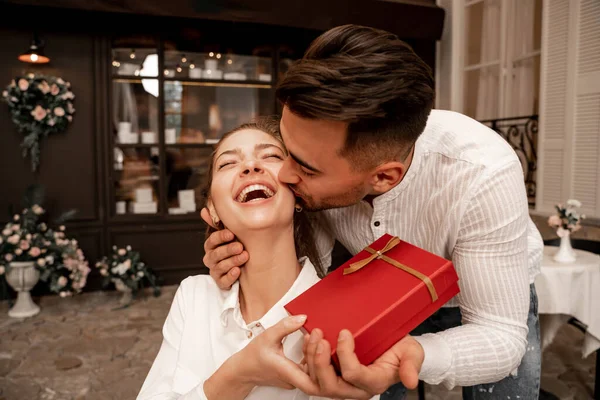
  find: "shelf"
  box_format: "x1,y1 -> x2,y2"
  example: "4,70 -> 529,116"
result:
114,143 -> 159,148
164,77 -> 272,88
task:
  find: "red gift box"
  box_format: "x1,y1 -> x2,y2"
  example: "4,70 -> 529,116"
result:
284,233 -> 459,369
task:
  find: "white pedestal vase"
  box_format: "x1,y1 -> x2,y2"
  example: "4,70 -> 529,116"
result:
553,231 -> 577,263
113,279 -> 133,306
5,261 -> 41,318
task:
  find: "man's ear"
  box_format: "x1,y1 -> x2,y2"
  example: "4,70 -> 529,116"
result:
369,161 -> 406,194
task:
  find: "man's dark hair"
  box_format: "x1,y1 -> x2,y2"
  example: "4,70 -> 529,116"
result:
276,24 -> 435,169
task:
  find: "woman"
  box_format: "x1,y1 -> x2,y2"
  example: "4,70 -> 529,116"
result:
137,117 -> 336,399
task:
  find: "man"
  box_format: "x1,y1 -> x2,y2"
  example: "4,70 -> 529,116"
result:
201,24 -> 542,399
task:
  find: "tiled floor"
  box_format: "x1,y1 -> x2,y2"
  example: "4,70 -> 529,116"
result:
0,286 -> 596,400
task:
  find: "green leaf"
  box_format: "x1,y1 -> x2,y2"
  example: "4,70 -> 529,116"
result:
22,183 -> 45,208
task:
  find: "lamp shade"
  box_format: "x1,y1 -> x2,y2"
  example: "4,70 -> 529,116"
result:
18,40 -> 50,64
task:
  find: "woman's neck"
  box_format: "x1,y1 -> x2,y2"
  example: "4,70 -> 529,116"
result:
235,226 -> 301,324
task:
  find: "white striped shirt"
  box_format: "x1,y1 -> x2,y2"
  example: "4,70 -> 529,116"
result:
310,110 -> 543,389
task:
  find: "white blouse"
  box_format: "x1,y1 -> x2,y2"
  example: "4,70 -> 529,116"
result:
138,258 -> 376,400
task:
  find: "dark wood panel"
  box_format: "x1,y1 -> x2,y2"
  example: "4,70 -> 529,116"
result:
0,0 -> 445,40
109,225 -> 207,285
0,28 -> 100,222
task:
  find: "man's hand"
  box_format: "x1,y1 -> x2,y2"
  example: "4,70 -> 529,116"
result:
201,207 -> 248,289
302,329 -> 425,398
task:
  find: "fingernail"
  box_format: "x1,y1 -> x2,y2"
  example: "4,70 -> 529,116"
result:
316,342 -> 323,355
309,331 -> 319,344
338,329 -> 351,342
292,315 -> 307,324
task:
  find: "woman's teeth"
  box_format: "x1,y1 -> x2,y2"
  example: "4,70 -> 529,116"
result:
237,184 -> 275,203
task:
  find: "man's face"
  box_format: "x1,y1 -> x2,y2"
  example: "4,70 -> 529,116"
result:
278,107 -> 374,211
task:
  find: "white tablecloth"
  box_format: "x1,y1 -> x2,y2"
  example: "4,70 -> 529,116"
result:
535,246 -> 600,358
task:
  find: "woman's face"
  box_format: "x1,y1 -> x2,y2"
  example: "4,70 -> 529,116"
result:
208,129 -> 295,234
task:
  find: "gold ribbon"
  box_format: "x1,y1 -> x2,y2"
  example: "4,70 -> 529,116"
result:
343,236 -> 439,302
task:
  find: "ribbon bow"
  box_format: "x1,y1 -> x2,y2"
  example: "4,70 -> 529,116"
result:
343,236 -> 438,302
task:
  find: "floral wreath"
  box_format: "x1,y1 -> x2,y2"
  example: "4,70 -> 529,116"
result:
2,73 -> 75,171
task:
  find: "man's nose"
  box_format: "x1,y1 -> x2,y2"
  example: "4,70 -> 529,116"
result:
278,158 -> 301,184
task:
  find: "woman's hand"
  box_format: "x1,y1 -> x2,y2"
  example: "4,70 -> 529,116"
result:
204,315 -> 319,399
201,207 -> 248,289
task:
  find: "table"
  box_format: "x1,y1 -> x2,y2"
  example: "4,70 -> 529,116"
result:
535,246 -> 600,358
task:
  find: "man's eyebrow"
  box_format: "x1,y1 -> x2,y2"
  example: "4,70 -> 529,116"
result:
289,151 -> 321,173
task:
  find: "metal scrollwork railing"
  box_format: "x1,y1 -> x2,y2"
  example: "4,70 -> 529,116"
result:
479,115 -> 538,208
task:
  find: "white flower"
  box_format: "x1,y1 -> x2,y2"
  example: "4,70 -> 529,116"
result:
67,103 -> 75,114
15,249 -> 22,256
57,78 -> 65,84
37,258 -> 46,267
27,73 -> 34,79
118,248 -> 126,256
14,215 -> 20,221
31,204 -> 44,215
137,271 -> 144,277
112,262 -> 129,275
59,225 -> 65,231
2,90 -> 7,98
53,107 -> 65,117
5,254 -> 13,262
100,268 -> 108,276
38,81 -> 50,94
0,266 -> 4,275
11,224 -> 19,231
67,115 -> 73,122
2,228 -> 11,236
59,291 -> 68,298
18,78 -> 29,91
58,276 -> 68,287
126,245 -> 132,251
567,199 -> 582,208
7,234 -> 19,245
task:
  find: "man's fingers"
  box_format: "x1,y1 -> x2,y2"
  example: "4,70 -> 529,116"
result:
214,266 -> 241,290
313,338 -> 372,400
203,229 -> 235,253
398,360 -> 420,389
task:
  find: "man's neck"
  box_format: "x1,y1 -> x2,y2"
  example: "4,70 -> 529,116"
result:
364,144 -> 416,207
236,227 -> 301,323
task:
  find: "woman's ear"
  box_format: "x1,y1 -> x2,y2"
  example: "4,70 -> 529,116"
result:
207,199 -> 222,229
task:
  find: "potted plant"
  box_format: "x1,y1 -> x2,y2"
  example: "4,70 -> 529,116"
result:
95,245 -> 161,307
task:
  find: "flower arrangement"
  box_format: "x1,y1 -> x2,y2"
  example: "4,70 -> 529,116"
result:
2,73 -> 75,171
0,185 -> 89,297
95,246 -> 161,301
547,199 -> 586,237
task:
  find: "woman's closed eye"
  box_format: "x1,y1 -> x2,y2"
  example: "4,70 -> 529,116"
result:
263,153 -> 284,161
217,160 -> 237,170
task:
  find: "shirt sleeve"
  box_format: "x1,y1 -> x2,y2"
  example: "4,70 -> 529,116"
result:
137,280 -> 209,400
413,161 -> 530,389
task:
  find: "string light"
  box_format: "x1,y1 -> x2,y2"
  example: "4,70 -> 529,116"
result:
189,63 -> 196,69
176,64 -> 182,73
216,53 -> 221,59
227,59 -> 233,65
181,54 -> 187,63
129,49 -> 136,59
112,60 -> 121,67
164,69 -> 170,76
209,52 -> 214,57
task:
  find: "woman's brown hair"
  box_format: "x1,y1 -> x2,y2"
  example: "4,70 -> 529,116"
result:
199,116 -> 325,277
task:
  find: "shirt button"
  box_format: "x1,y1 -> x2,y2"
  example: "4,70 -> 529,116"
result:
247,331 -> 253,339
374,221 -> 380,227
255,322 -> 262,328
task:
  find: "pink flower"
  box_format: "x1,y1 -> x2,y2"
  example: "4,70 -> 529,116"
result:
7,235 -> 19,245
57,78 -> 65,84
51,84 -> 60,96
0,266 -> 4,275
2,90 -> 7,98
18,79 -> 29,91
29,247 -> 41,257
37,258 -> 46,267
67,115 -> 73,122
67,103 -> 75,114
19,240 -> 30,250
5,254 -> 13,262
547,215 -> 562,227
58,276 -> 68,287
53,107 -> 65,117
31,105 -> 47,121
32,205 -> 44,215
118,248 -> 126,256
11,223 -> 19,231
2,228 -> 11,236
15,249 -> 22,256
10,79 -> 16,87
38,81 -> 50,94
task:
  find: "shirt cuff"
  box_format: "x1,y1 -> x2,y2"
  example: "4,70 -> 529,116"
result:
413,333 -> 452,384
